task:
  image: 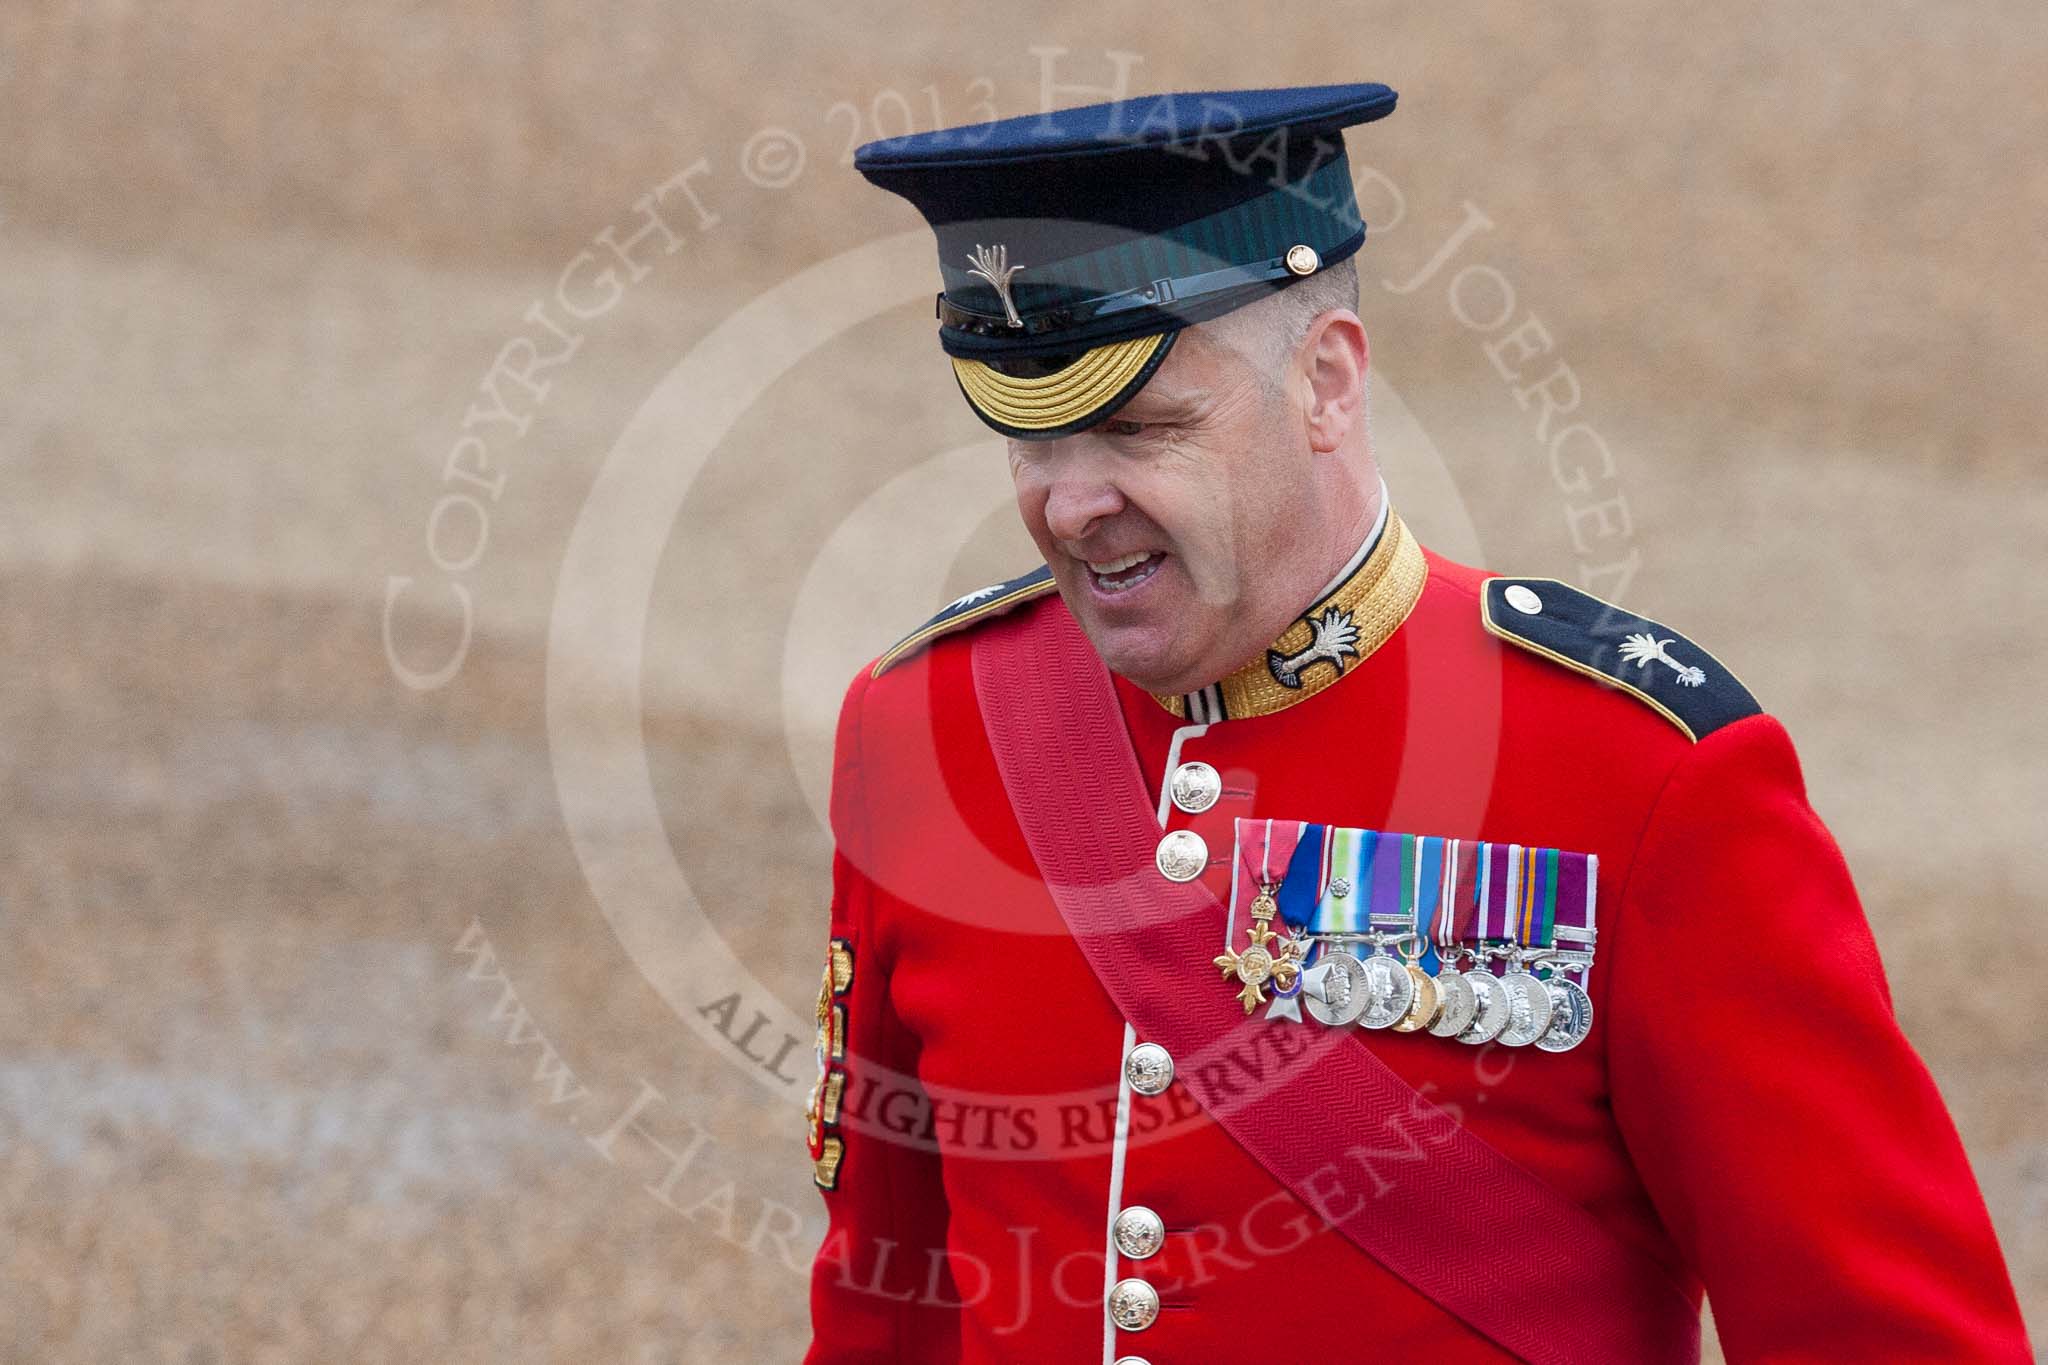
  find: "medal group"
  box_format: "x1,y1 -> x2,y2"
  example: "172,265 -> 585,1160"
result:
1220,820 -> 1598,1052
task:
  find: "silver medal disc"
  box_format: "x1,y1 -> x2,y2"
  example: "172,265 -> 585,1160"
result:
1534,975 -> 1595,1052
1427,969 -> 1478,1037
1357,953 -> 1414,1030
1456,969 -> 1511,1045
1304,951 -> 1369,1026
1498,973 -> 1554,1048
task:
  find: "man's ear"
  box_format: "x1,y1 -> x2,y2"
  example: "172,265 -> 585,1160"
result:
1301,310 -> 1369,455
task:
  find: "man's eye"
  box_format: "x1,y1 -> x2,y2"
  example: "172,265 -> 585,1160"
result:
1101,418 -> 1146,437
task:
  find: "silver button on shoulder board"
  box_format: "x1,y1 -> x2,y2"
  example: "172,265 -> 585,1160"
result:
1167,760 -> 1222,814
1154,829 -> 1209,882
1124,1042 -> 1174,1096
1504,583 -> 1544,615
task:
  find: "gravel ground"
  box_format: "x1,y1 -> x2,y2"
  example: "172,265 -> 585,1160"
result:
2,4 -> 2042,1360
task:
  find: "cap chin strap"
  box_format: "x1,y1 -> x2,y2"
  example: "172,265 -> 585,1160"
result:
938,249 -> 1319,340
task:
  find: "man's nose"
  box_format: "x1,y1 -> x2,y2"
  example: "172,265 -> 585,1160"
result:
1041,466 -> 1126,545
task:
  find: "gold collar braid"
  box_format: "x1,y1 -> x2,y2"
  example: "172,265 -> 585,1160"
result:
1153,508 -> 1428,721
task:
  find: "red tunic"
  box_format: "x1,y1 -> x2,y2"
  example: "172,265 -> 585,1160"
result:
802,523 -> 2029,1363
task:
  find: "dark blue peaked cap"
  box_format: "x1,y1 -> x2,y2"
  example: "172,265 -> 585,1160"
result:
855,83 -> 1397,439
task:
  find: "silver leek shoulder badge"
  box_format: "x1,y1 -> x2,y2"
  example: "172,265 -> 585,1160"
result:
1227,818 -> 1600,1052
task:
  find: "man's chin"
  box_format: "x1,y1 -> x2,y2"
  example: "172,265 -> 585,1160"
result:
1074,619 -> 1204,697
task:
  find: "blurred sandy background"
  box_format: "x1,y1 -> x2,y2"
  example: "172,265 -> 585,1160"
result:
1,2 -> 2043,1360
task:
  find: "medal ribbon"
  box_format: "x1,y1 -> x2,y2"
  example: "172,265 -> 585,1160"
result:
1272,824 -> 1325,934
1231,818 -> 1307,921
1515,844 -> 1559,952
1404,834 -> 1439,971
1313,825 -> 1374,937
1235,819 -> 1599,984
1529,846 -> 1596,980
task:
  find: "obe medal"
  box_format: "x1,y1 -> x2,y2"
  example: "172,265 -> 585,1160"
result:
1213,883 -> 1300,1015
1304,948 -> 1369,1026
1535,972 -> 1595,1052
1456,958 -> 1512,1045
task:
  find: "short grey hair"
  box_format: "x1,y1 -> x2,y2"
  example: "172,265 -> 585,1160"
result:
1200,254 -> 1362,384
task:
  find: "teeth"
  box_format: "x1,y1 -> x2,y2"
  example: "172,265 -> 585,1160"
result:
1087,551 -> 1152,574
1095,556 -> 1162,593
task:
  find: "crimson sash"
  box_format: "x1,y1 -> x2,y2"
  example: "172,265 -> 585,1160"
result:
970,602 -> 1700,1364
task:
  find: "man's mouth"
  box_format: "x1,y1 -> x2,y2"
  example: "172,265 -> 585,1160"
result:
1084,551 -> 1166,594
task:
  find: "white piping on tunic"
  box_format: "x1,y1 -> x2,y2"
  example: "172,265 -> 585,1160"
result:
1100,1019 -> 1137,1361
1100,720 -> 1210,1362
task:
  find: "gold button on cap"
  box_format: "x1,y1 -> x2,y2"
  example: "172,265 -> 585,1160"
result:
1284,243 -> 1321,276
1155,828 -> 1209,882
1124,1042 -> 1175,1096
1167,760 -> 1222,814
1112,1205 -> 1166,1259
1108,1277 -> 1161,1331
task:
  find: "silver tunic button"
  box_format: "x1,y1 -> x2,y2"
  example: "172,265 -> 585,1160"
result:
1154,828 -> 1209,882
1124,1042 -> 1174,1096
1112,1205 -> 1166,1259
1113,1358 -> 1154,1365
1107,1277 -> 1160,1331
1504,583 -> 1544,615
1167,759 -> 1222,814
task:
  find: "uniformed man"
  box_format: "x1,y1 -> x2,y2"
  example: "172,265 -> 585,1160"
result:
800,83 -> 2032,1363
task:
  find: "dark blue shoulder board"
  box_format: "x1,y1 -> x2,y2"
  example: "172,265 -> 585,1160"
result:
1480,577 -> 1761,742
871,566 -> 1058,678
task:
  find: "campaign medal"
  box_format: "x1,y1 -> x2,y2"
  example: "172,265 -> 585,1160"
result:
1400,832 -> 1482,1033
1500,843 -> 1598,1049
1535,865 -> 1599,1052
1302,826 -> 1400,1031
1456,952 -> 1513,1045
1417,835 -> 1476,1036
1498,947 -> 1556,1048
1498,844 -> 1560,1047
1302,822 -> 1400,1035
1303,947 -> 1369,1026
1392,941 -> 1440,1033
1536,951 -> 1595,1052
1356,932 -> 1414,1030
1428,953 -> 1480,1038
1454,841 -> 1519,1045
1453,842 -> 1522,1046
1367,831 -> 1428,1033
1536,971 -> 1594,1052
